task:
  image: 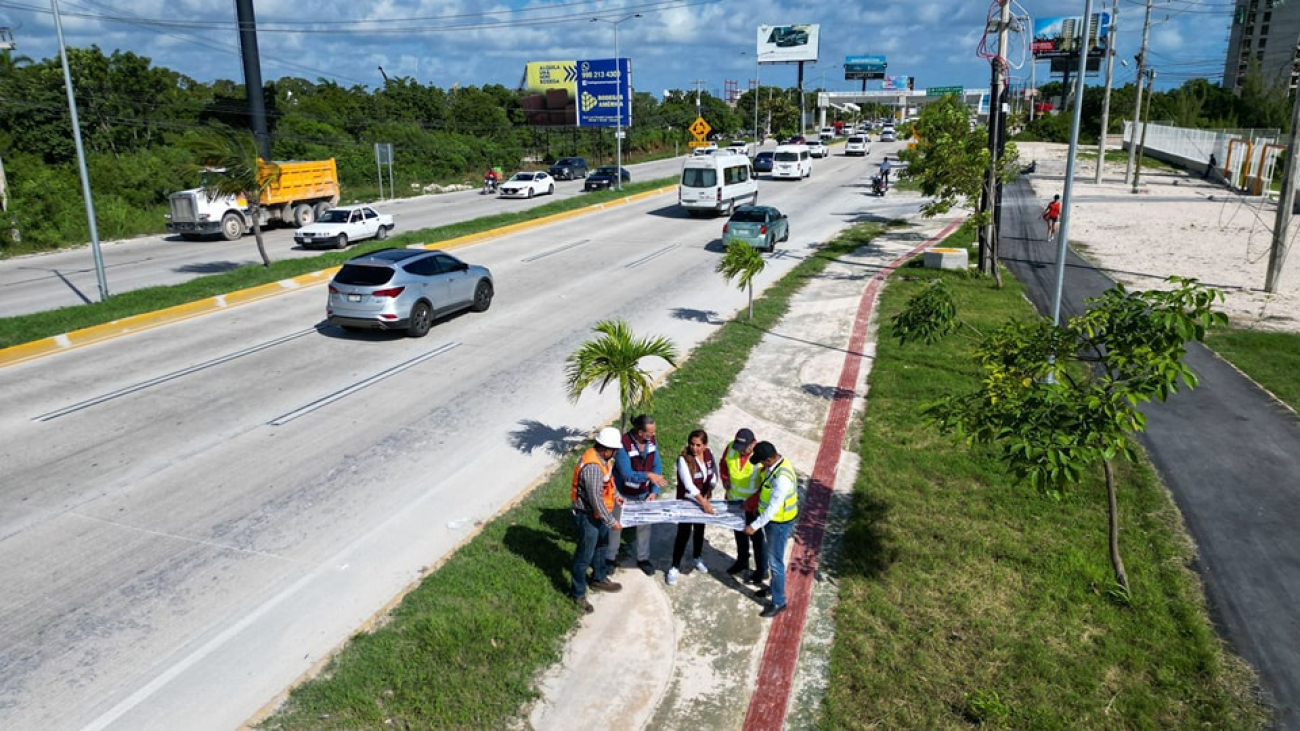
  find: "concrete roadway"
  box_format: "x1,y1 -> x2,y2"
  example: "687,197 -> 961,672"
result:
0,144 -> 910,728
1000,176 -> 1300,729
0,157 -> 688,318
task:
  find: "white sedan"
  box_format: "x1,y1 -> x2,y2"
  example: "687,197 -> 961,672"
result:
293,205 -> 395,249
807,140 -> 830,158
499,171 -> 556,199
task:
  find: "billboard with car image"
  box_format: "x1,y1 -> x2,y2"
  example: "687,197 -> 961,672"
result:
756,24 -> 820,63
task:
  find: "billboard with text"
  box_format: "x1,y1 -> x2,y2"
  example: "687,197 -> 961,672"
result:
845,55 -> 886,80
756,24 -> 820,63
520,58 -> 631,127
1032,13 -> 1111,60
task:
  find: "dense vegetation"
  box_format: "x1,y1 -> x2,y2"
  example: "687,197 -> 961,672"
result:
0,45 -> 824,256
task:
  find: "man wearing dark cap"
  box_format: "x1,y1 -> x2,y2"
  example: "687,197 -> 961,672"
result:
720,427 -> 766,582
744,441 -> 799,618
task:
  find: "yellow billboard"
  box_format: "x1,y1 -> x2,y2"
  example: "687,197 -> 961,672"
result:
523,61 -> 577,94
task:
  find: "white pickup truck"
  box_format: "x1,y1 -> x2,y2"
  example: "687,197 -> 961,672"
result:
293,205 -> 395,249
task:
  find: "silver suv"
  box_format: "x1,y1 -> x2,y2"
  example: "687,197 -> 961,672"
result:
327,248 -> 494,337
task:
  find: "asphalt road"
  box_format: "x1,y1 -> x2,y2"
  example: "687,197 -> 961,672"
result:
1000,176 -> 1300,730
0,157 -> 689,318
0,144 -> 912,728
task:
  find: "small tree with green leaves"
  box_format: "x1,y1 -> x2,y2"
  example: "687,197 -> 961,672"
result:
716,240 -> 765,321
892,276 -> 1227,595
898,95 -> 1019,284
186,125 -> 279,267
564,319 -> 679,428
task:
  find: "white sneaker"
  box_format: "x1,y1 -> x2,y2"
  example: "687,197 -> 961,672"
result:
665,567 -> 679,585
694,559 -> 708,574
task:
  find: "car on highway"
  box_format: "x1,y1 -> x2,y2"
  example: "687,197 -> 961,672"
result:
880,128 -> 897,142
722,205 -> 789,253
583,166 -> 631,191
782,135 -> 807,145
807,139 -> 830,158
844,135 -> 871,156
293,205 -> 394,249
548,156 -> 589,180
499,171 -> 556,198
326,248 -> 494,337
753,151 -> 775,174
727,140 -> 753,156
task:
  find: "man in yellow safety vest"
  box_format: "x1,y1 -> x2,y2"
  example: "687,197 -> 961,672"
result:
721,428 -> 766,583
743,441 -> 799,618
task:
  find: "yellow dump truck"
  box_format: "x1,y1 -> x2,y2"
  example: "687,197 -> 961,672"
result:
166,159 -> 341,241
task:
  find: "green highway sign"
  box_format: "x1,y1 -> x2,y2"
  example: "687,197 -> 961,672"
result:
926,86 -> 965,96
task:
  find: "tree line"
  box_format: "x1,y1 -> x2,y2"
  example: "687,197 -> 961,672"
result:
0,45 -> 828,255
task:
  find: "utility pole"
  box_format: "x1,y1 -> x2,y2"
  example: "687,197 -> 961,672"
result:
1131,69 -> 1155,193
1094,0 -> 1119,183
235,0 -> 271,160
690,79 -> 707,120
979,0 -> 1012,276
1265,33 -> 1300,291
0,26 -> 14,236
1125,0 -> 1153,186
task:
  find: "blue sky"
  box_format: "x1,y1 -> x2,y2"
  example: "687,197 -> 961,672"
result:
0,0 -> 1233,99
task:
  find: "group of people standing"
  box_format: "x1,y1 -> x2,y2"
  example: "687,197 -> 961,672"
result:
569,417 -> 800,619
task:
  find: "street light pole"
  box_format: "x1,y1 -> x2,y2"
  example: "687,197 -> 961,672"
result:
51,0 -> 108,301
592,14 -> 641,191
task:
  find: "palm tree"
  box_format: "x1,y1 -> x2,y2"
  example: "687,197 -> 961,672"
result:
186,126 -> 279,267
564,319 -> 678,428
716,240 -> 766,320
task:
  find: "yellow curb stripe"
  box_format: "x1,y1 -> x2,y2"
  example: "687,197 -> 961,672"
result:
0,185 -> 678,368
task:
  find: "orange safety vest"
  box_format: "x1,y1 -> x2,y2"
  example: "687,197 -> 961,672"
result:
571,447 -> 617,515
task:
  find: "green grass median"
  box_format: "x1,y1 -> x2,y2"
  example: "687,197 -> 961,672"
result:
819,248 -> 1269,728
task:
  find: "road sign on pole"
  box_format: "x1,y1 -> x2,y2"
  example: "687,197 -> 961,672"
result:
926,86 -> 965,96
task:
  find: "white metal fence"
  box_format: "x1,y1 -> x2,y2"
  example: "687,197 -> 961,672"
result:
1123,121 -> 1282,194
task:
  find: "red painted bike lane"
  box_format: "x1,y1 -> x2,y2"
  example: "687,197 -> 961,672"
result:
743,219 -> 964,729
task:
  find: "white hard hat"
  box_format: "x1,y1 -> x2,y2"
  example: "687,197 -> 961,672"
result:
595,427 -> 623,449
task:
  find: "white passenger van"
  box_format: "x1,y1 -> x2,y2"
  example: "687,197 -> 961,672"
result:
771,144 -> 812,180
679,150 -> 759,216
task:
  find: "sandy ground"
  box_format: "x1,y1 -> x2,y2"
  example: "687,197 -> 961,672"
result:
1017,141 -> 1300,333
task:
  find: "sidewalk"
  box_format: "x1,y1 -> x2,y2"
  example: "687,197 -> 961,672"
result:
526,211 -> 963,729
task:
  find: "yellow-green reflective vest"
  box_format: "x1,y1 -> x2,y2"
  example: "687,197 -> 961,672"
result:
757,458 -> 799,523
724,442 -> 758,499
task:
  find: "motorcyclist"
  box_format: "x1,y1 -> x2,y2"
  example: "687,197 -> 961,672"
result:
879,157 -> 892,189
483,167 -> 499,193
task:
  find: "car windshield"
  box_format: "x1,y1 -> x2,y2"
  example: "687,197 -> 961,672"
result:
755,152 -> 774,161
595,167 -> 619,175
318,209 -> 351,223
334,263 -> 395,286
849,137 -> 865,143
510,173 -> 536,181
774,152 -> 800,161
729,209 -> 768,224
556,159 -> 580,166
681,168 -> 717,187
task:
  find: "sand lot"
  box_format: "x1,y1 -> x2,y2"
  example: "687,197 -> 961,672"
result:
1015,141 -> 1300,333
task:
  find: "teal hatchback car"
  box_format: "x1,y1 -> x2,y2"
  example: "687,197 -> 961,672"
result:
722,205 -> 790,253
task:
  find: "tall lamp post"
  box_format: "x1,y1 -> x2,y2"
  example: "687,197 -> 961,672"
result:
592,13 -> 641,191
51,0 -> 108,301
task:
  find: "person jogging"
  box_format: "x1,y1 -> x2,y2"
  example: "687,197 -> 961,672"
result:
1042,194 -> 1062,242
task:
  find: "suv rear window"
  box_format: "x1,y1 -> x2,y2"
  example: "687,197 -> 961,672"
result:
334,263 -> 395,286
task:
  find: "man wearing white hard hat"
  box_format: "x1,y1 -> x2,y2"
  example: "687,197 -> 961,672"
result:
569,427 -> 625,613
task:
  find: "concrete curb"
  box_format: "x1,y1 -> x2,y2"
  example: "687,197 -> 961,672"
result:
0,185 -> 678,368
